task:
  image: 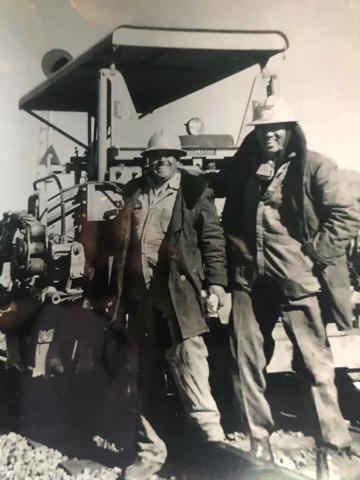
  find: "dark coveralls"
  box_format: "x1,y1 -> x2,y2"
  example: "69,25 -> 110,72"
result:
112,170 -> 227,464
207,126 -> 359,448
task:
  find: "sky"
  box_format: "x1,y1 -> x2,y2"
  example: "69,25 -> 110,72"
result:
0,0 -> 359,211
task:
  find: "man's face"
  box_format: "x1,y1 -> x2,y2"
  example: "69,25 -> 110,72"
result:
256,123 -> 289,157
148,151 -> 178,182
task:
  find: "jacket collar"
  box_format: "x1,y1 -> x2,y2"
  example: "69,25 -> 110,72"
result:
124,169 -> 208,225
178,169 -> 208,209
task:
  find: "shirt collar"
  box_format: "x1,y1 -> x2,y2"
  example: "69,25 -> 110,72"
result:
147,170 -> 181,192
167,170 -> 181,190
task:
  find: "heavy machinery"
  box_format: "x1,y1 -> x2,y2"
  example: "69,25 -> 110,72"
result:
1,23 -> 360,377
2,25 -> 360,480
0,25 -> 289,373
0,24 -> 290,473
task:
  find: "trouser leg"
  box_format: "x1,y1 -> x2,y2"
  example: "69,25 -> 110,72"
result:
166,335 -> 224,442
133,284 -> 224,463
131,294 -> 169,465
229,288 -> 274,439
136,339 -> 168,464
5,333 -> 23,369
281,295 -> 351,448
252,280 -> 282,367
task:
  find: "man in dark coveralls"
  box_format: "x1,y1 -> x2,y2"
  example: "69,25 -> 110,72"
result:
112,130 -> 227,480
207,95 -> 359,478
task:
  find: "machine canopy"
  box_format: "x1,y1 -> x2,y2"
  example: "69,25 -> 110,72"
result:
19,25 -> 288,116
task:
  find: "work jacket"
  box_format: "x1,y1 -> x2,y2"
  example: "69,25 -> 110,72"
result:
110,170 -> 228,340
207,126 -> 360,330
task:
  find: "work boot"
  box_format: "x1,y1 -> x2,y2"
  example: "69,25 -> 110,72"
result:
250,436 -> 274,463
46,356 -> 65,375
6,358 -> 25,372
122,457 -> 163,480
202,424 -> 226,443
315,446 -> 356,480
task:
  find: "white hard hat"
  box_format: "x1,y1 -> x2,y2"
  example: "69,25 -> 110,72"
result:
248,95 -> 298,126
142,129 -> 186,157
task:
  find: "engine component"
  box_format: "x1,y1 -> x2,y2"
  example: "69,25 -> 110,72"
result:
11,213 -> 46,280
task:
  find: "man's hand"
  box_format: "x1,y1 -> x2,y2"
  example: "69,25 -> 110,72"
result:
208,284 -> 226,309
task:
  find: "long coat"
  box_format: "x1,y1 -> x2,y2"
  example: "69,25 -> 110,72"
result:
110,170 -> 228,340
207,126 -> 360,331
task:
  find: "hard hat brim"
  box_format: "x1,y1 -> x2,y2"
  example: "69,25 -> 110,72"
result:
248,118 -> 298,126
141,147 -> 187,157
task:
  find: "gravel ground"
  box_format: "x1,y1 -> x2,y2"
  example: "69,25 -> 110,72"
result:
2,429 -> 360,480
226,430 -> 360,480
0,432 -> 122,480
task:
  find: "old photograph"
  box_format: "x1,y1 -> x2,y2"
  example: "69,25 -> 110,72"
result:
0,1 -> 359,479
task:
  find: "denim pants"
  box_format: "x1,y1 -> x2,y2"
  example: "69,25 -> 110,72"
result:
229,279 -> 351,448
132,292 -> 224,465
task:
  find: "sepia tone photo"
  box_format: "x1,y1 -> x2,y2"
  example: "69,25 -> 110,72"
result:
0,1 -> 359,479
